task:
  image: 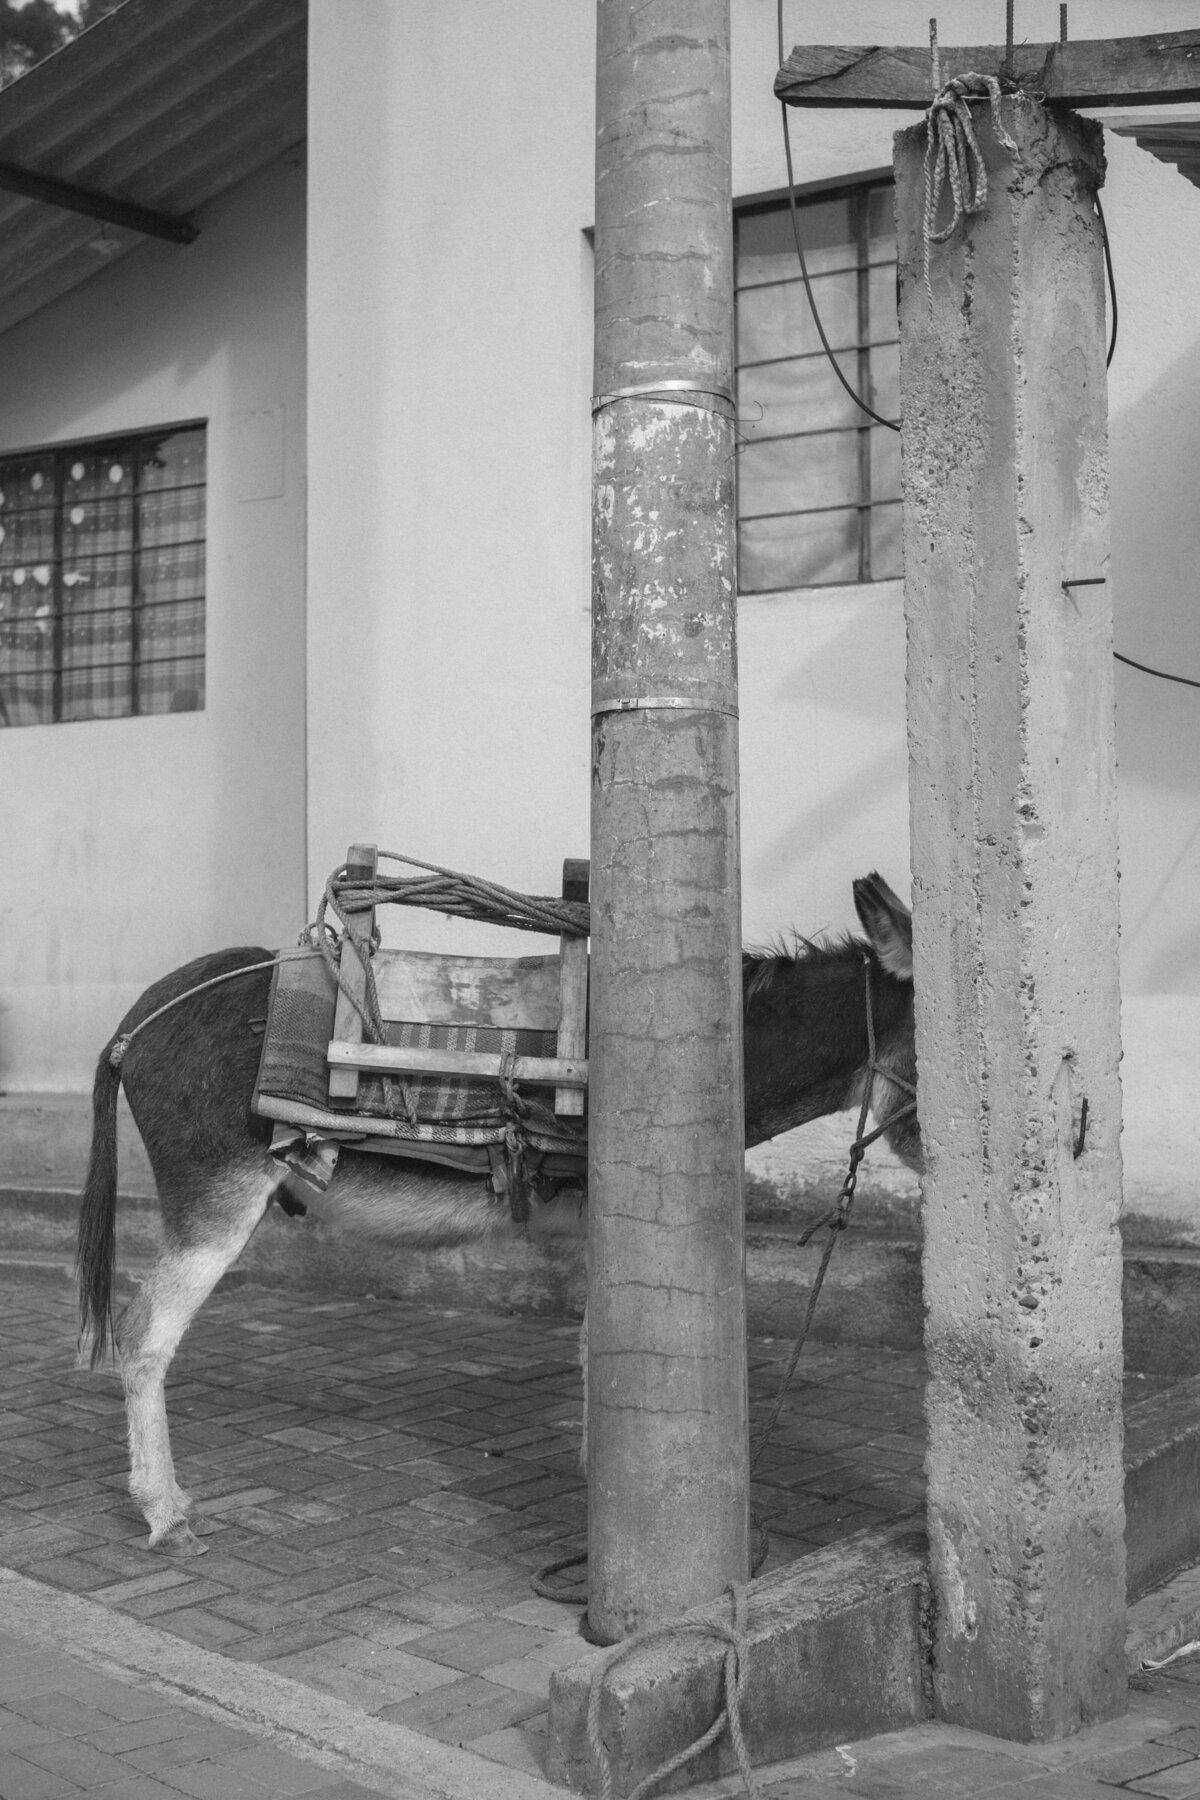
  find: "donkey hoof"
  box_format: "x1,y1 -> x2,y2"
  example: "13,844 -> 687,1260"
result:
153,1520 -> 209,1557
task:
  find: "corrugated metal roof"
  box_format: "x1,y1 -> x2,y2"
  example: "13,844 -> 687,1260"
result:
0,0 -> 306,335
1106,114 -> 1200,191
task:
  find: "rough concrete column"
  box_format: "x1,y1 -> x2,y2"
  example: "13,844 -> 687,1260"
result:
896,99 -> 1125,1738
587,0 -> 748,1645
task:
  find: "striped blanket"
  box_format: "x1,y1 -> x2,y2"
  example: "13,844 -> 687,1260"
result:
252,950 -> 587,1169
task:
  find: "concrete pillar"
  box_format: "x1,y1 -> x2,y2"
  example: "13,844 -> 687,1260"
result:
587,0 -> 749,1644
896,98 -> 1126,1738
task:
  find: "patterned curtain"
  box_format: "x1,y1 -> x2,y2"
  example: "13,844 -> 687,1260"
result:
0,425 -> 205,727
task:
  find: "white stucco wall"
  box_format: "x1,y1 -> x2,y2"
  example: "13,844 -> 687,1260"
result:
0,151 -> 307,1088
305,1 -> 1200,1225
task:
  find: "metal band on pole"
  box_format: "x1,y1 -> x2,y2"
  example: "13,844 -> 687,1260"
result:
591,695 -> 739,719
591,379 -> 735,418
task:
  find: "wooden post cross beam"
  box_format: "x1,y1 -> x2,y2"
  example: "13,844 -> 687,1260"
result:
775,29 -> 1200,111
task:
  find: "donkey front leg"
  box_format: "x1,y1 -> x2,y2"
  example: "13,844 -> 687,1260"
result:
119,1170 -> 273,1554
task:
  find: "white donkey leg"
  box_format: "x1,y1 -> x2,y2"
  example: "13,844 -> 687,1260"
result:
119,1168 -> 274,1554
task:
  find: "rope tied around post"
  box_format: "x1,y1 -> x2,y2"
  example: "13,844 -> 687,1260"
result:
586,1583 -> 761,1800
923,73 -> 1021,303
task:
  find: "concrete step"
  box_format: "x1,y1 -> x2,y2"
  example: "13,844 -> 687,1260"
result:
0,1093 -> 154,1195
9,1181 -> 1200,1376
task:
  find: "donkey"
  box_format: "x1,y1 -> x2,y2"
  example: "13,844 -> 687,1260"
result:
76,872 -> 918,1556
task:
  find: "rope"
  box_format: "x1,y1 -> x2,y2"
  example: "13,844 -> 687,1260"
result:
328,849 -> 589,940
586,1584 -> 761,1800
922,74 -> 1020,303
108,948 -> 322,1069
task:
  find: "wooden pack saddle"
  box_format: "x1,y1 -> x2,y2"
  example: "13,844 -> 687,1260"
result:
252,846 -> 589,1211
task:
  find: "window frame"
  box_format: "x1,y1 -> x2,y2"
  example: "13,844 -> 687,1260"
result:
735,170 -> 899,596
0,419 -> 207,728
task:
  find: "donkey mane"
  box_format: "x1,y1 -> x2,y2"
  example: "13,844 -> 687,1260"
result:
742,932 -> 867,1005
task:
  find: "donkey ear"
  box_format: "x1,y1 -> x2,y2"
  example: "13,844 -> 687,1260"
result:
853,872 -> 913,981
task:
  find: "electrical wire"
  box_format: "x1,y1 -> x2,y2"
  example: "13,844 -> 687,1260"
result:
776,1 -> 899,431
773,9 -> 1195,694
1114,652 -> 1200,691
1096,190 -> 1118,368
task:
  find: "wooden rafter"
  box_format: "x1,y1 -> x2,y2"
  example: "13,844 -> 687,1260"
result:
775,29 -> 1200,110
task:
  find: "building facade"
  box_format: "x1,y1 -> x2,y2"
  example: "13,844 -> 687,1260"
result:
2,0 -> 1199,1231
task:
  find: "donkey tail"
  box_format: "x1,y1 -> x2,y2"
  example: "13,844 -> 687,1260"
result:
76,1042 -> 122,1369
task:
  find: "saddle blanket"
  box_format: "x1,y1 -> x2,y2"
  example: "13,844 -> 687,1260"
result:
252,950 -> 587,1173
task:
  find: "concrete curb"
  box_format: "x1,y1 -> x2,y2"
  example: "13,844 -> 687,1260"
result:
546,1520 -> 931,1795
1127,1563 -> 1200,1674
1125,1373 -> 1200,1598
0,1565 -> 564,1800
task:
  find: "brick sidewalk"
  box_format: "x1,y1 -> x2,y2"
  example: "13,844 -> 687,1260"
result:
0,1620 -> 391,1799
0,1266 -> 1186,1797
0,1268 -> 935,1791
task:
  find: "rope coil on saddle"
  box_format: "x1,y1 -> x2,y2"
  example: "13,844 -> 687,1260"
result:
923,73 -> 1021,303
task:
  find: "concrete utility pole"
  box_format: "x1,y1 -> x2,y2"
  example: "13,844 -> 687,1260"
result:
587,0 -> 748,1644
896,101 -> 1125,1737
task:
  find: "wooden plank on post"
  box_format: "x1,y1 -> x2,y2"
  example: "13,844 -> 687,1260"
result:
327,1041 -> 587,1087
328,841 -> 377,1106
556,858 -> 589,1116
774,29 -> 1200,110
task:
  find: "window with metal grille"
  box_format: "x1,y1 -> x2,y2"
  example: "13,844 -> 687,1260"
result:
0,423 -> 205,727
736,178 -> 900,593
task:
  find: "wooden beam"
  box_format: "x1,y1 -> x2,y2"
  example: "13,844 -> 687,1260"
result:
327,1040 -> 588,1088
775,29 -> 1200,110
0,160 -> 198,242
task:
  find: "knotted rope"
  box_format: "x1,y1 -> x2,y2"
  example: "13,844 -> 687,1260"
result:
923,73 -> 1020,302
586,1583 -> 760,1800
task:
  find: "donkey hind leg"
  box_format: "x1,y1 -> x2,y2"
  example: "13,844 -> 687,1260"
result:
119,1167 -> 274,1555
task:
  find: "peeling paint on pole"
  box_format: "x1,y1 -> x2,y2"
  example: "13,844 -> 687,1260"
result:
896,99 -> 1126,1738
587,0 -> 747,1644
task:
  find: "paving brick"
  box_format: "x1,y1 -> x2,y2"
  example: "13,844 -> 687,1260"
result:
6,1690 -> 122,1737
85,1712 -> 209,1755
224,1621 -> 351,1665
0,1750 -> 77,1798
0,1705 -> 54,1751
208,1744 -> 344,1793
152,1759 -> 282,1799
1084,1744 -> 1197,1784
1130,1765 -> 1200,1798
120,1723 -> 263,1774
15,1733 -> 141,1786
379,1674 -> 548,1743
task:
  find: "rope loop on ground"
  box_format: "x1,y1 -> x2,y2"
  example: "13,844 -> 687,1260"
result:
586,1583 -> 761,1800
923,73 -> 1021,302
